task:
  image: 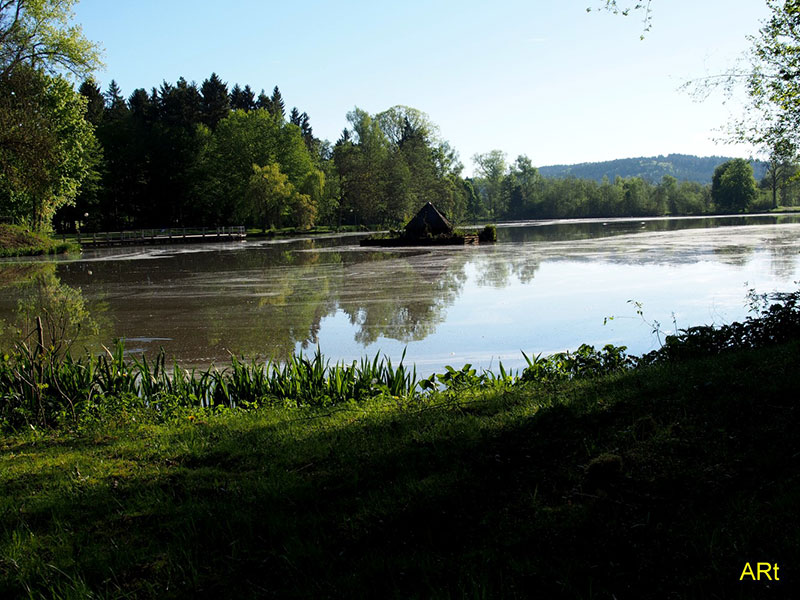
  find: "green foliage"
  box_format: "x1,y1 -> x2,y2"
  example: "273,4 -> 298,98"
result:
470,157 -> 718,220
588,0 -> 654,36
334,106 -> 469,227
472,150 -> 508,219
200,72 -> 229,129
0,224 -> 77,256
538,154 -> 768,184
734,1 -> 800,156
0,336 -> 423,429
246,162 -> 312,230
0,0 -> 102,80
711,158 -> 757,212
0,68 -> 94,230
0,0 -> 103,231
191,107 -> 318,228
478,224 -> 497,242
641,288 -> 800,364
521,343 -> 636,384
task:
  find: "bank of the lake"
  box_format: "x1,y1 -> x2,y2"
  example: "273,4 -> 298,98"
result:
1,338 -> 798,598
0,224 -> 79,257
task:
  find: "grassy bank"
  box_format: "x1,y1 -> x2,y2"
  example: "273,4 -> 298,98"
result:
1,342 -> 798,598
0,224 -> 79,257
1,294 -> 799,598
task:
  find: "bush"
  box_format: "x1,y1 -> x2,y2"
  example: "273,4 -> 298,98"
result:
478,224 -> 497,243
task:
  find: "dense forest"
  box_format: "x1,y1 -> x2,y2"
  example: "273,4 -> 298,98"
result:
51,76 -> 474,233
3,2 -> 800,237
46,75 -> 798,234
3,70 -> 797,234
538,153 -> 769,184
2,0 -> 798,231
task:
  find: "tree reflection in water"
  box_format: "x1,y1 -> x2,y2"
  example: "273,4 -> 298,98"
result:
0,263 -> 107,351
0,215 -> 798,367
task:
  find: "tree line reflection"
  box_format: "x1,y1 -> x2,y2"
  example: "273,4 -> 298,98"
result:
1,216 -> 799,363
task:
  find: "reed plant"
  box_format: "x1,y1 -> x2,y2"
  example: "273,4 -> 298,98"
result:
0,336 -> 422,429
3,288 -> 800,431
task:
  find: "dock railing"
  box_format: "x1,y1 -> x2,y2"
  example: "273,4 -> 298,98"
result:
67,226 -> 247,247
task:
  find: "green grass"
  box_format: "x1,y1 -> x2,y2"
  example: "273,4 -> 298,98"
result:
769,205 -> 800,213
1,341 -> 798,598
2,292 -> 799,598
0,224 -> 79,257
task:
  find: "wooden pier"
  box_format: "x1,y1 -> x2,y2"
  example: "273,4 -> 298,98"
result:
69,226 -> 247,247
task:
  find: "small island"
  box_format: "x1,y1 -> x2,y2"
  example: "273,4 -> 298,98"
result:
360,202 -> 497,247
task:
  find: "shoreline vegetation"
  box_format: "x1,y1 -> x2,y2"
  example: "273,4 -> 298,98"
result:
0,224 -> 79,258
45,207 -> 800,250
1,291 -> 798,597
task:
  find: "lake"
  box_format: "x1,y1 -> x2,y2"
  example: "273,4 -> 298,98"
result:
1,214 -> 799,376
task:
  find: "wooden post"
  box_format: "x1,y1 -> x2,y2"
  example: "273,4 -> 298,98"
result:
36,316 -> 45,354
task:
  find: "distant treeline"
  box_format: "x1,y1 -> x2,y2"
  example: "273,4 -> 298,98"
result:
469,151 -> 795,221
55,76 -> 798,233
538,154 -> 769,185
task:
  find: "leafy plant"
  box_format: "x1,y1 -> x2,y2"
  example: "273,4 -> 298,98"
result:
521,344 -> 636,383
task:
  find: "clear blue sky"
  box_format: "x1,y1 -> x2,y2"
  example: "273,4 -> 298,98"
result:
72,0 -> 770,174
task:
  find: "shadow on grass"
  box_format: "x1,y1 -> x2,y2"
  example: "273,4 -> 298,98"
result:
2,342 -> 800,598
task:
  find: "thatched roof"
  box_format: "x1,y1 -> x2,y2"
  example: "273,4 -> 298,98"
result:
404,202 -> 453,238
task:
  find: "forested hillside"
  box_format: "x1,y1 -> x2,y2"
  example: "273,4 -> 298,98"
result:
538,154 -> 768,184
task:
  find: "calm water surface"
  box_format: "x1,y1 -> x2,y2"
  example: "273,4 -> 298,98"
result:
2,214 -> 799,374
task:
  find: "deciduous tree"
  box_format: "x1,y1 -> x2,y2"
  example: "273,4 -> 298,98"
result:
0,68 -> 93,229
711,158 -> 757,212
473,150 -> 508,219
0,0 -> 101,79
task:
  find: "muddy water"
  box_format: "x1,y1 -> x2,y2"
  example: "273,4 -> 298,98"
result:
1,215 -> 799,374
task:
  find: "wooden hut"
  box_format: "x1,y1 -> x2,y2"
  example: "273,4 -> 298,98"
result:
404,202 -> 453,238
360,202 -> 492,246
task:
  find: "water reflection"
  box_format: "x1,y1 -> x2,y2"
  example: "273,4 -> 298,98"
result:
0,214 -> 799,371
0,262 -> 106,351
499,213 -> 800,244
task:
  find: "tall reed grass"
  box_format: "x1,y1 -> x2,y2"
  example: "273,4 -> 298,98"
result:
0,339 -> 419,428
4,288 -> 799,430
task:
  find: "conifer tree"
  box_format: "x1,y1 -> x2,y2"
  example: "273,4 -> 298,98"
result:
159,77 -> 202,128
79,79 -> 105,125
229,83 -> 244,110
256,89 -> 270,110
200,72 -> 230,129
241,84 -> 256,111
104,80 -> 128,120
299,112 -> 316,151
269,85 -> 285,120
128,88 -> 154,122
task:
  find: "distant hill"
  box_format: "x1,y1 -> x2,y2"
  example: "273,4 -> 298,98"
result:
537,154 -> 768,184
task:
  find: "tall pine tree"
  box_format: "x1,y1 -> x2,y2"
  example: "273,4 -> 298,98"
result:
269,85 -> 285,120
200,72 -> 229,129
